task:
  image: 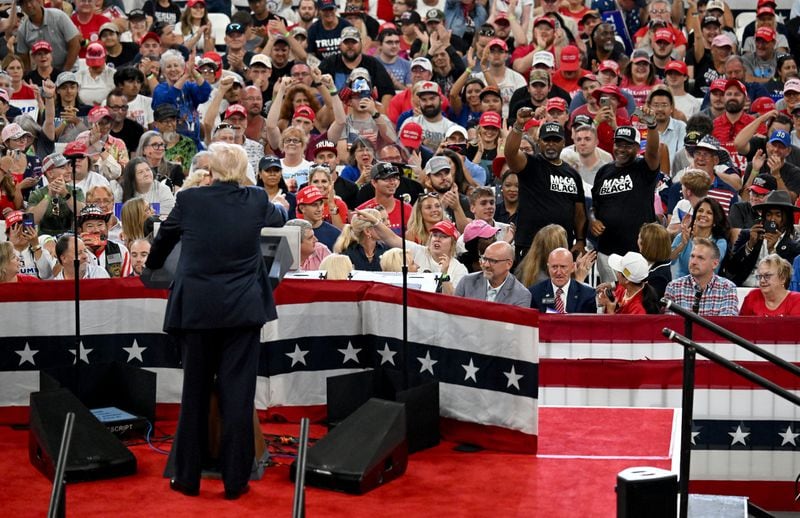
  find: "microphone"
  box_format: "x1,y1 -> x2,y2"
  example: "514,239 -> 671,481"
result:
398,193 -> 411,204
692,285 -> 704,314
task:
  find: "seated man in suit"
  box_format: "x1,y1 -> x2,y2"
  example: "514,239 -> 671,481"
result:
454,241 -> 531,308
530,247 -> 597,314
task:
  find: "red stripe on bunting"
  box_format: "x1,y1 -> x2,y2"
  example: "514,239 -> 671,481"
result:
691,480 -> 799,512
537,313 -> 800,344
540,359 -> 800,390
0,277 -> 168,302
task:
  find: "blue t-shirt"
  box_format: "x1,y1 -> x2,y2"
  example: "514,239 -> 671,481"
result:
377,56 -> 411,88
313,221 -> 341,251
307,18 -> 351,61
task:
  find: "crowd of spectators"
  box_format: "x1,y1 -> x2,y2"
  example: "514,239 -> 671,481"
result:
2,0 -> 800,317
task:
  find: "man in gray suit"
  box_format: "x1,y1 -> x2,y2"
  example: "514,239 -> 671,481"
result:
454,241 -> 532,307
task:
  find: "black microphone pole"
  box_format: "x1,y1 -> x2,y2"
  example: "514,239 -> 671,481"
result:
397,187 -> 410,389
66,153 -> 83,393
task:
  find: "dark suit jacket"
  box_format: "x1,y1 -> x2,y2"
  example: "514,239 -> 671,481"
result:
529,279 -> 597,314
146,182 -> 286,331
726,229 -> 800,286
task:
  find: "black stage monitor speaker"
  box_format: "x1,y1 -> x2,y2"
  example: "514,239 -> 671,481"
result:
616,466 -> 678,518
29,388 -> 137,483
291,398 -> 408,495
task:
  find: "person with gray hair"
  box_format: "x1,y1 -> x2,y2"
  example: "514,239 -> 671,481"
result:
152,49 -> 211,148
285,218 -> 331,270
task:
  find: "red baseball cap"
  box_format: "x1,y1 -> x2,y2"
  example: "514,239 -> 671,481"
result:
598,60 -> 620,76
32,41 -> 52,54
224,103 -> 247,120
63,140 -> 89,157
85,43 -> 106,67
399,122 -> 423,149
534,15 -> 555,28
492,156 -> 507,179
756,5 -> 775,16
139,32 -> 161,45
546,97 -> 568,112
487,38 -> 508,52
755,26 -> 776,42
430,220 -> 459,239
559,45 -> 580,72
654,28 -> 674,43
665,60 -> 688,76
479,111 -> 502,129
725,78 -> 747,95
523,118 -> 541,131
296,185 -> 326,205
4,210 -> 23,227
293,105 -> 315,122
709,78 -> 728,92
750,96 -> 775,115
88,105 -> 112,124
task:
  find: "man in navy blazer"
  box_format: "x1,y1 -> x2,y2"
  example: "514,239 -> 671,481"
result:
146,143 -> 285,500
454,241 -> 532,307
530,248 -> 597,313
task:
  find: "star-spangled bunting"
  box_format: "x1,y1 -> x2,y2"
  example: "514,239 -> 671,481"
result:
779,426 -> 800,447
729,425 -> 750,446
377,343 -> 396,366
15,343 -> 37,366
462,358 -> 479,382
418,350 -> 437,374
504,365 -> 523,390
123,339 -> 147,363
338,342 -> 361,364
69,342 -> 93,364
286,344 -> 309,367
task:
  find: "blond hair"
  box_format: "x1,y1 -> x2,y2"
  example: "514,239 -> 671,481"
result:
209,142 -> 248,183
515,224 -> 568,287
333,208 -> 381,253
319,253 -> 353,280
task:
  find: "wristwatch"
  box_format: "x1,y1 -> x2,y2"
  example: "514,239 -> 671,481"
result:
371,112 -> 380,120
329,206 -> 339,215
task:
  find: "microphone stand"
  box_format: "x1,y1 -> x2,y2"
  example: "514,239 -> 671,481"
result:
396,188 -> 409,389
66,155 -> 83,392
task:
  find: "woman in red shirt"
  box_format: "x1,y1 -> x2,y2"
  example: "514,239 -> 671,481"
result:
1,241 -> 40,283
740,254 -> 800,316
597,251 -> 662,314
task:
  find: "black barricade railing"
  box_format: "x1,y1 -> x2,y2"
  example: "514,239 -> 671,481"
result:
661,298 -> 800,518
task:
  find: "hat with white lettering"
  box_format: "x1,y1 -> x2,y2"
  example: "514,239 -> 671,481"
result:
613,126 -> 641,145
608,252 -> 649,283
539,122 -> 565,141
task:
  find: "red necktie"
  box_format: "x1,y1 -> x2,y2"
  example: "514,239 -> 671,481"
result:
555,287 -> 565,314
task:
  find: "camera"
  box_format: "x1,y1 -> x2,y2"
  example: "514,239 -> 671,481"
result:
599,97 -> 611,108
764,220 -> 778,233
605,287 -> 616,302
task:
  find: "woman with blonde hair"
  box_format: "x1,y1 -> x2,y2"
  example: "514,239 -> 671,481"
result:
279,126 -> 312,192
638,222 -> 672,299
120,198 -> 153,247
405,193 -> 444,244
0,241 -> 40,282
516,224 -> 569,287
333,208 -> 386,271
175,0 -> 215,53
380,248 -> 418,273
319,253 -> 354,280
308,165 -> 348,228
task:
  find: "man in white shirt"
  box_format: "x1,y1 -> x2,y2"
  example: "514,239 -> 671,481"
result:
52,235 -> 110,280
560,120 -> 613,187
474,38 -> 527,119
400,81 -> 455,149
664,60 -> 701,119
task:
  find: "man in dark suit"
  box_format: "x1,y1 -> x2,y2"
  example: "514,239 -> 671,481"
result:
530,248 -> 597,314
454,241 -> 532,307
146,143 -> 285,500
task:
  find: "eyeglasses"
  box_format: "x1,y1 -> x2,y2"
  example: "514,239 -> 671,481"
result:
479,256 -> 510,265
148,142 -> 165,149
755,273 -> 775,281
649,8 -> 668,14
283,137 -> 302,144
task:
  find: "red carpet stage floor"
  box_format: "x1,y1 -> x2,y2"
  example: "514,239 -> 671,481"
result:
0,407 -> 677,517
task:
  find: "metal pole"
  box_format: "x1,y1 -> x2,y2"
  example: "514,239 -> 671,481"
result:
48,412 -> 75,518
664,328 -> 800,407
292,417 -> 310,518
662,298 -> 800,377
677,314 -> 695,518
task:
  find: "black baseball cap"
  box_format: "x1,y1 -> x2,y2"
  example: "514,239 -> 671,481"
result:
153,103 -> 179,122
259,156 -> 281,170
539,122 -> 565,141
371,162 -> 400,180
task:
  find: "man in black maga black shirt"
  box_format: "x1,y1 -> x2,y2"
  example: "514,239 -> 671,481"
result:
505,113 -> 587,262
591,122 -> 661,283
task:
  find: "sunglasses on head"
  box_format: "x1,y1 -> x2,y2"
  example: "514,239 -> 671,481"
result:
479,27 -> 495,36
